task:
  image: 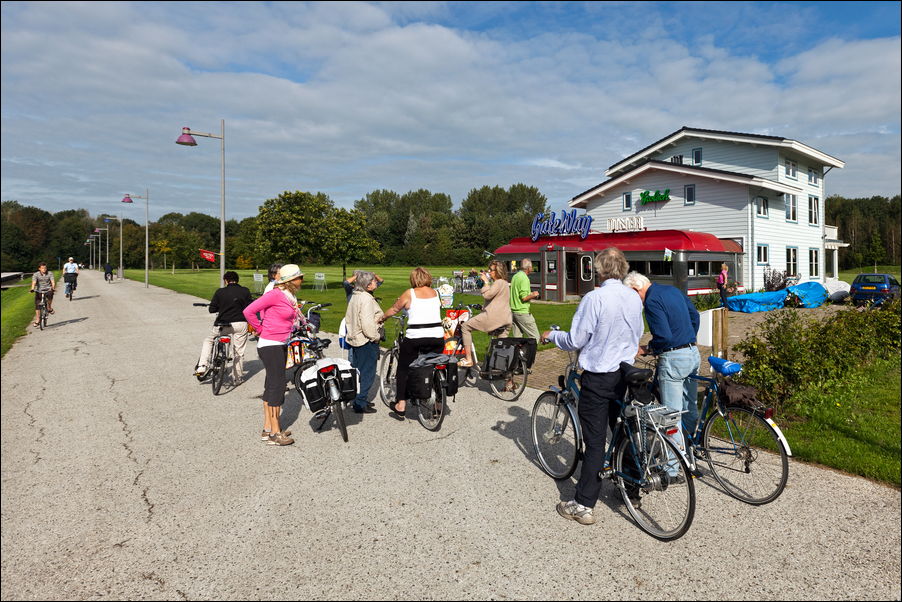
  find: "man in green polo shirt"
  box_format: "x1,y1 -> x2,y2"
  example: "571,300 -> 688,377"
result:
510,258 -> 540,341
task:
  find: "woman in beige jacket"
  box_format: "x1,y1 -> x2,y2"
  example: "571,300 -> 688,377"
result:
345,271 -> 384,414
459,260 -> 512,367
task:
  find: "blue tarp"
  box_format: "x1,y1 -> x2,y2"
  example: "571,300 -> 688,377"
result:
787,281 -> 828,308
725,282 -> 828,313
725,290 -> 787,313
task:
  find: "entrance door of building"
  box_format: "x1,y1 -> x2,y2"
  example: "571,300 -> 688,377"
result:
564,253 -> 579,300
577,252 -> 595,296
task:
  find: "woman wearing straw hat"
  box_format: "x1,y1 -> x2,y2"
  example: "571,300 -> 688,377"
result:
243,264 -> 306,446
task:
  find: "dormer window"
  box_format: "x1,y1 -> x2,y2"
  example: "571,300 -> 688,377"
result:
692,148 -> 702,165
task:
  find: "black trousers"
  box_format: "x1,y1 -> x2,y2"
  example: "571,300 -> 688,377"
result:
575,369 -> 626,508
258,345 -> 288,407
397,337 -> 444,401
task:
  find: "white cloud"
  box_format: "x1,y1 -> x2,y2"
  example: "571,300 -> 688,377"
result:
1,2 -> 899,222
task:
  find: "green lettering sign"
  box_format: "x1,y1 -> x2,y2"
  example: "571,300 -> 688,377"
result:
639,189 -> 671,205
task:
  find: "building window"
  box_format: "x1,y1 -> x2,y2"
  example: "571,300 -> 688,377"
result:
809,248 -> 820,278
785,194 -> 797,222
808,196 -> 820,225
622,192 -> 632,212
785,159 -> 797,179
692,148 -> 702,165
786,247 -> 798,276
684,184 -> 696,206
756,196 -> 769,217
757,244 -> 769,265
808,168 -> 819,185
671,155 -> 683,165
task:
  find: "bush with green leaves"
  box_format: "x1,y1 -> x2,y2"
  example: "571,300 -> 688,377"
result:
734,299 -> 901,409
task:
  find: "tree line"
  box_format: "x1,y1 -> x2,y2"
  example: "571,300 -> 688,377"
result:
826,195 -> 901,269
1,183 -> 549,274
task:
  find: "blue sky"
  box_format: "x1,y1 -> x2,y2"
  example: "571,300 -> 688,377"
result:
2,1 -> 899,222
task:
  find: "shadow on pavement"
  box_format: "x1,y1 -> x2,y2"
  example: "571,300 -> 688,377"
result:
45,317 -> 90,329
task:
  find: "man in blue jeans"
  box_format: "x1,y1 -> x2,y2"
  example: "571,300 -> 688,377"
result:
543,248 -> 643,526
624,272 -> 701,475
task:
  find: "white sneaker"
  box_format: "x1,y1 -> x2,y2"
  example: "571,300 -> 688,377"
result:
556,500 -> 596,525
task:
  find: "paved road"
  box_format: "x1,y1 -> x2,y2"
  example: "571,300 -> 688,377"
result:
2,271 -> 900,600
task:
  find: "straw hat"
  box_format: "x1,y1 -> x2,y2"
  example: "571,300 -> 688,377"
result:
276,264 -> 304,284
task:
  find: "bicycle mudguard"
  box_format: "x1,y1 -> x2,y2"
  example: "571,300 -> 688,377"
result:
708,356 -> 742,376
764,417 -> 793,457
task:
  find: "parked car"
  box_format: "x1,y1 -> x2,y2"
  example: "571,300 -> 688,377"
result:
849,273 -> 901,306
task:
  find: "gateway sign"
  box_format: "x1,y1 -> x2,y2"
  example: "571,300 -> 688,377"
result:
530,210 -> 593,242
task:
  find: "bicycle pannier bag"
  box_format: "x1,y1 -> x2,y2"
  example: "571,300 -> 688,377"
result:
442,362 -> 459,397
407,364 -> 434,399
721,379 -> 760,410
332,357 -> 360,402
488,338 -> 537,373
297,363 -> 328,413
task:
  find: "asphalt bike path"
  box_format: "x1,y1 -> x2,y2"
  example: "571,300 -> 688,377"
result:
2,270 -> 900,600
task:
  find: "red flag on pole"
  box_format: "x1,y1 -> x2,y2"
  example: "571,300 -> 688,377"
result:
200,249 -> 217,263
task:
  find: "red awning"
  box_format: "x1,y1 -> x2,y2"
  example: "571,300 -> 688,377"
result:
495,230 -> 735,255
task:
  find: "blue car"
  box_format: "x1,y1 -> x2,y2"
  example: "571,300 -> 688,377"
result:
850,273 -> 901,306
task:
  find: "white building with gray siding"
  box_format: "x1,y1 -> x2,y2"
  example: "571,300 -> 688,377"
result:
570,127 -> 846,291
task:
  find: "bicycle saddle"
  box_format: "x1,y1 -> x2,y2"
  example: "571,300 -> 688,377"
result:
619,362 -> 653,386
708,356 -> 742,376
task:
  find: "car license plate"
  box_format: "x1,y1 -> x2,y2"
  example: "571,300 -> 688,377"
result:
862,286 -> 876,290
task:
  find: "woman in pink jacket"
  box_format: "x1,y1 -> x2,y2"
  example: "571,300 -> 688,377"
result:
243,264 -> 305,446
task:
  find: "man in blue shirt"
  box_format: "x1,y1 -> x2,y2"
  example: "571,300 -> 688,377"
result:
542,248 -> 643,526
624,272 -> 700,471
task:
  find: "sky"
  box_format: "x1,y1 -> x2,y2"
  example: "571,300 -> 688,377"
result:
2,1 -> 900,222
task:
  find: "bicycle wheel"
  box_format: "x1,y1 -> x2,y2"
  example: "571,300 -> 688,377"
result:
211,346 -> 227,395
416,371 -> 446,431
333,401 -> 349,442
702,406 -> 789,505
489,353 -> 528,401
614,429 -> 695,541
39,305 -> 46,330
531,391 -> 579,480
377,348 -> 399,407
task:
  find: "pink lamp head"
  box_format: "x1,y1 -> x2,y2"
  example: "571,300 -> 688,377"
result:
121,194 -> 134,203
176,127 -> 198,146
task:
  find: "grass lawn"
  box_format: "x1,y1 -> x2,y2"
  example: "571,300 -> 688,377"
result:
780,356 -> 901,487
838,264 -> 901,284
124,266 -> 579,352
1,286 -> 36,358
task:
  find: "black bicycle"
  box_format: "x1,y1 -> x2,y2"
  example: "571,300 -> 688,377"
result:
33,291 -> 50,330
378,313 -> 453,431
193,303 -> 234,395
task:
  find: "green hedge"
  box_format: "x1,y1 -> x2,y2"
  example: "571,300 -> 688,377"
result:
734,299 -> 902,410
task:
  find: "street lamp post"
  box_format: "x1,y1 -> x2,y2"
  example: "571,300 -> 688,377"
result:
176,120 -> 225,283
121,189 -> 149,288
118,213 -> 123,279
94,227 -> 109,268
85,239 -> 93,269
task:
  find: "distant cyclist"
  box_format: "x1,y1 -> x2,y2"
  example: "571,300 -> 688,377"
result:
30,262 -> 56,325
194,271 -> 253,384
103,262 -> 114,282
62,256 -> 79,297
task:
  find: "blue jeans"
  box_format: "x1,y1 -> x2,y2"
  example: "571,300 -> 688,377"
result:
657,345 -> 700,472
351,342 -> 379,410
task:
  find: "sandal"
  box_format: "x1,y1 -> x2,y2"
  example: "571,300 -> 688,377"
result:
388,401 -> 406,421
458,359 -> 474,368
48,309 -> 55,314
32,322 -> 40,327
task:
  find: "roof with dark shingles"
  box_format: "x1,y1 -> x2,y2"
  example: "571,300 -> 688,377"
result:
607,126 -> 786,171
571,159 -> 757,201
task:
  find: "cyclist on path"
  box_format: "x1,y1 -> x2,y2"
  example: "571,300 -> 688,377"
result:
30,262 -> 57,325
194,271 -> 253,384
62,256 -> 79,295
541,248 -> 642,526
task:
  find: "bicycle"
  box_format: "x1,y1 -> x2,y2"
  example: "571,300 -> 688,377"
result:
63,273 -> 77,300
33,291 -> 50,330
531,327 -> 696,540
445,303 -> 532,401
684,356 -> 791,505
193,303 -> 235,396
105,271 -> 113,283
288,302 -> 352,443
377,313 -> 453,431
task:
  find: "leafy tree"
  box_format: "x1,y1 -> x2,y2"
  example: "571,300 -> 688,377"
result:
320,208 -> 384,278
255,191 -> 334,265
458,184 -> 549,264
